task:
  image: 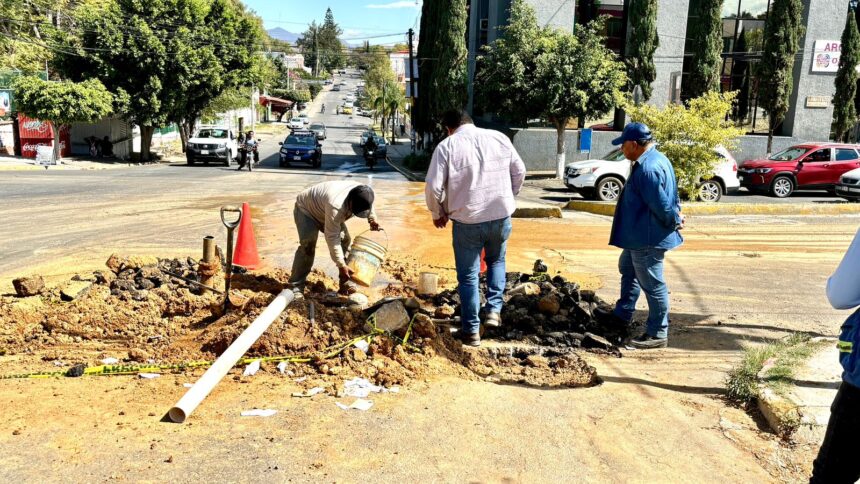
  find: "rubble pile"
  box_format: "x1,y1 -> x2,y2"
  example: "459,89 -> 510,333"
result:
429,263 -> 631,356
0,254 -> 602,390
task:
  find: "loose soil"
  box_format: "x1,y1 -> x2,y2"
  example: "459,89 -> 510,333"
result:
0,253 -> 603,391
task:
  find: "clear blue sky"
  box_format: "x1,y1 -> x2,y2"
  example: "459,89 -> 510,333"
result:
243,0 -> 422,44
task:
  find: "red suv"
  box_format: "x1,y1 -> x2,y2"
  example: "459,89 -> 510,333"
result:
739,143 -> 860,197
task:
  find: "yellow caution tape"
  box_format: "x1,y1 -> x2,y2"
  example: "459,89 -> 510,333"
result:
0,312 -> 423,380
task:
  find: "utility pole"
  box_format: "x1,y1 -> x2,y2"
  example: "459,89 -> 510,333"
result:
407,28 -> 416,153
314,28 -> 320,77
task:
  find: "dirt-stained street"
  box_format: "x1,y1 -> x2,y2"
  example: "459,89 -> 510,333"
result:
2,82 -> 858,482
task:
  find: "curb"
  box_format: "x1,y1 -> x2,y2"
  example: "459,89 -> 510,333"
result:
566,200 -> 860,216
386,157 -> 425,182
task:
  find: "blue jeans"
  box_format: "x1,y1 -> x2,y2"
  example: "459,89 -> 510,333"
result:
452,217 -> 512,335
613,248 -> 670,339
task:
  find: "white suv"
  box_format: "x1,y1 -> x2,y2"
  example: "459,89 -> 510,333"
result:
186,127 -> 239,166
564,146 -> 740,202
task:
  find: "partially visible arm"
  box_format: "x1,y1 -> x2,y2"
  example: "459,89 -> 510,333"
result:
424,144 -> 449,220
827,228 -> 860,310
638,168 -> 681,228
509,143 -> 526,196
324,205 -> 348,269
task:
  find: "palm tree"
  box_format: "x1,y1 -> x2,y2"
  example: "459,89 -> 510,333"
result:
370,80 -> 406,143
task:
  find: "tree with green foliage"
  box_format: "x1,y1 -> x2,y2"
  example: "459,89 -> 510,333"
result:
627,0 -> 659,101
731,29 -> 751,123
13,76 -> 113,161
0,0 -> 80,73
414,0 -> 468,143
201,87 -> 252,124
833,12 -> 860,141
627,91 -> 743,199
478,1 -> 627,178
52,0 -> 265,161
686,0 -> 723,98
297,9 -> 345,76
369,79 -> 406,143
757,0 -> 803,152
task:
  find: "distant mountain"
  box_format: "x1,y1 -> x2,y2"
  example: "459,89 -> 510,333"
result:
267,27 -> 300,44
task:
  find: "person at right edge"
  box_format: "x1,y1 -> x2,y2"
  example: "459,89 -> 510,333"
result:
425,109 -> 526,347
809,226 -> 860,483
594,122 -> 684,349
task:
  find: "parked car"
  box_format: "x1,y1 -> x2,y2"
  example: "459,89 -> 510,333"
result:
288,118 -> 304,130
564,146 -> 740,202
309,123 -> 327,141
835,167 -> 860,201
279,131 -> 322,168
297,102 -> 307,111
298,113 -> 310,125
344,95 -> 356,103
738,143 -> 860,198
341,104 -> 353,115
324,79 -> 333,85
332,85 -> 341,92
186,127 -> 238,166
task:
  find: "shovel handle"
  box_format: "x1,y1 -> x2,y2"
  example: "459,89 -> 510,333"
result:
220,206 -> 243,229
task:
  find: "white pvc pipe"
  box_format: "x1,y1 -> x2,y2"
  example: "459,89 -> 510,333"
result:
168,289 -> 295,423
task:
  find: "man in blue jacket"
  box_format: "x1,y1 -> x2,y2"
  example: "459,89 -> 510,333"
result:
595,122 -> 683,349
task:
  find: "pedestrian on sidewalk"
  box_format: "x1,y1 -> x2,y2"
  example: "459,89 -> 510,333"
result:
810,227 -> 860,483
289,181 -> 381,295
594,122 -> 684,349
424,109 -> 526,347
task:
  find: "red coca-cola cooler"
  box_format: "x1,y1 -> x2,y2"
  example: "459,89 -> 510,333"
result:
18,115 -> 70,159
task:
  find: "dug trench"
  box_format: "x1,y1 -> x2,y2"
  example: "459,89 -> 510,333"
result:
0,252 -> 635,393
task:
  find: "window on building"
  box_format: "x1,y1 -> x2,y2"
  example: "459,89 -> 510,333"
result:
682,0 -> 772,134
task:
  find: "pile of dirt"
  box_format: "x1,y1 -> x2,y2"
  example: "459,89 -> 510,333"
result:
0,254 -> 601,390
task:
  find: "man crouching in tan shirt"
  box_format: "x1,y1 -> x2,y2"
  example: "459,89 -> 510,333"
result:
289,181 -> 381,294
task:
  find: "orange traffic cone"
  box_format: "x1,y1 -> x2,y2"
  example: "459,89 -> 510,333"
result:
232,202 -> 261,270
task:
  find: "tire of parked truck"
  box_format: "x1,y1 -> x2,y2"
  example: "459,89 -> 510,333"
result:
595,176 -> 624,202
698,180 -> 722,202
770,175 -> 795,198
186,155 -> 195,166
224,150 -> 232,167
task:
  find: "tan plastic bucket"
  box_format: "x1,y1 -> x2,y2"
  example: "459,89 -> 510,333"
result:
347,230 -> 388,287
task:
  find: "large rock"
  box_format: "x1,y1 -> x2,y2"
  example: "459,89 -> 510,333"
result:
60,281 -> 92,301
105,254 -> 125,274
412,313 -> 437,338
123,256 -> 159,271
538,294 -> 561,315
508,282 -> 541,296
434,304 -> 456,319
12,276 -> 45,297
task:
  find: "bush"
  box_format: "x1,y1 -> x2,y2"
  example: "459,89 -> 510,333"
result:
308,83 -> 322,99
626,91 -> 744,199
403,151 -> 432,171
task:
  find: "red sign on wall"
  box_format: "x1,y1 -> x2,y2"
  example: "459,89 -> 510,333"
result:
18,114 -> 71,159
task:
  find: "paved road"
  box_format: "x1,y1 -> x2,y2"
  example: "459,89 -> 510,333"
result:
519,177 -> 849,206
0,71 -> 408,282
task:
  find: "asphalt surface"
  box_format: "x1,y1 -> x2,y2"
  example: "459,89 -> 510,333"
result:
0,72 -> 407,279
519,177 -> 849,206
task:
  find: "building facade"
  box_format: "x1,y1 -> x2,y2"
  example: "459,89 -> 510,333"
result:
466,0 -> 850,145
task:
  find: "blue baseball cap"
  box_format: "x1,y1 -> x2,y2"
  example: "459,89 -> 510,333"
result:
611,122 -> 654,146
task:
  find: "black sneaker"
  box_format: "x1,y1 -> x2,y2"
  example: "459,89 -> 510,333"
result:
630,333 -> 667,349
457,331 -> 481,347
594,306 -> 632,327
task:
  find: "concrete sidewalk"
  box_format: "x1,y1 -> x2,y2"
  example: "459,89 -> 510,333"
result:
758,340 -> 841,443
0,156 -> 166,171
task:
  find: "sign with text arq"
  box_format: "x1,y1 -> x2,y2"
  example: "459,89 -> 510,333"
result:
812,40 -> 841,73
